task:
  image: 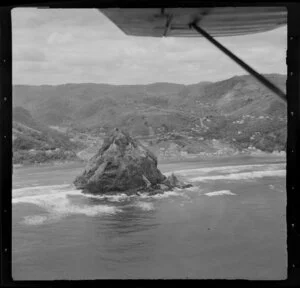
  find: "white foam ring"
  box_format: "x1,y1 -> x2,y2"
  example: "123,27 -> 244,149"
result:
189,170 -> 286,182
12,185 -> 121,225
205,190 -> 236,197
80,193 -> 135,202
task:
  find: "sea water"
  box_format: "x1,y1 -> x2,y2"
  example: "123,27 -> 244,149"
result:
12,156 -> 287,280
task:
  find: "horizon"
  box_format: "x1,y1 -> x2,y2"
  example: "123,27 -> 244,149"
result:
12,8 -> 287,86
12,72 -> 286,88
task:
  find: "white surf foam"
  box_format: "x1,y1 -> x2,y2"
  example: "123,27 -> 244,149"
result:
268,184 -> 285,193
165,163 -> 285,178
135,201 -> 154,211
184,186 -> 200,192
137,189 -> 185,199
80,192 -> 135,202
12,185 -> 121,225
12,184 -> 71,199
81,188 -> 191,201
21,215 -> 48,225
205,190 -> 236,197
189,169 -> 286,182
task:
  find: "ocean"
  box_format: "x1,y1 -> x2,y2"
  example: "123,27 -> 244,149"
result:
12,156 -> 287,280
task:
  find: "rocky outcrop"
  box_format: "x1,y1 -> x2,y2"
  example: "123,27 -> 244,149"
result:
74,128 -> 192,195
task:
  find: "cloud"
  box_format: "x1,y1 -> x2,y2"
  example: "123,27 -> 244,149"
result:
12,8 -> 107,28
12,8 -> 287,85
47,32 -> 73,44
13,47 -> 46,62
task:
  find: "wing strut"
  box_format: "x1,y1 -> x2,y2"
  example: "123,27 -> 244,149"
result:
190,22 -> 287,103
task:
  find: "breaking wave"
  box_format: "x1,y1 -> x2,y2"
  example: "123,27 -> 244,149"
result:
137,190 -> 183,199
134,201 -> 155,211
13,185 -> 121,225
80,193 -> 135,202
189,169 -> 286,182
12,185 -> 186,225
13,184 -> 71,199
76,189 -> 187,202
205,190 -> 236,197
21,215 -> 48,225
12,161 -> 286,225
165,163 -> 285,178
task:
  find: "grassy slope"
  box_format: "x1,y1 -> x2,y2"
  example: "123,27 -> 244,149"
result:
13,107 -> 81,164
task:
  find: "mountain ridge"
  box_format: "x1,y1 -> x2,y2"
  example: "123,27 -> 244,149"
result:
13,73 -> 284,88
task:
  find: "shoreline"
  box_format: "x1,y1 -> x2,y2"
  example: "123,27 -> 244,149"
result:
13,151 -> 286,169
13,159 -> 84,169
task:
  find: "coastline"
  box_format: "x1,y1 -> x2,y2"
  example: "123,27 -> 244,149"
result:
13,151 -> 286,170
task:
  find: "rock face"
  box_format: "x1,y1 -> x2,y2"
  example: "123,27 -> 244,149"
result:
74,128 -> 191,195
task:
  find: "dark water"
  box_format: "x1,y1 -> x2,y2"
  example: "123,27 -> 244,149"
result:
12,156 -> 287,280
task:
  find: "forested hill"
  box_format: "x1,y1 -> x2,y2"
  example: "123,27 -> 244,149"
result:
13,73 -> 287,158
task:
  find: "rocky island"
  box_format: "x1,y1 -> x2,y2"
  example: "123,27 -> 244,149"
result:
73,128 -> 192,195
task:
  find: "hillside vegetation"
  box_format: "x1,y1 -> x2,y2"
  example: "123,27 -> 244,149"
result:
13,107 -> 82,164
13,74 -> 287,161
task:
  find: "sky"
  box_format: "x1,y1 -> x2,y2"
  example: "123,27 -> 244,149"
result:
12,8 -> 287,85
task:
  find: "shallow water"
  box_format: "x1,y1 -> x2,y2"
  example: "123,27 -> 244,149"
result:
12,157 -> 287,279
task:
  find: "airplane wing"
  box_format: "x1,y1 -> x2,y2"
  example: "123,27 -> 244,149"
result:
99,7 -> 287,38
99,7 -> 287,102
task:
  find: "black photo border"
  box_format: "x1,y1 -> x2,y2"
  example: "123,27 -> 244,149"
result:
1,1 -> 299,287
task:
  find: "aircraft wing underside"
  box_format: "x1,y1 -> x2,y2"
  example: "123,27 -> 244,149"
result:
99,7 -> 287,38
